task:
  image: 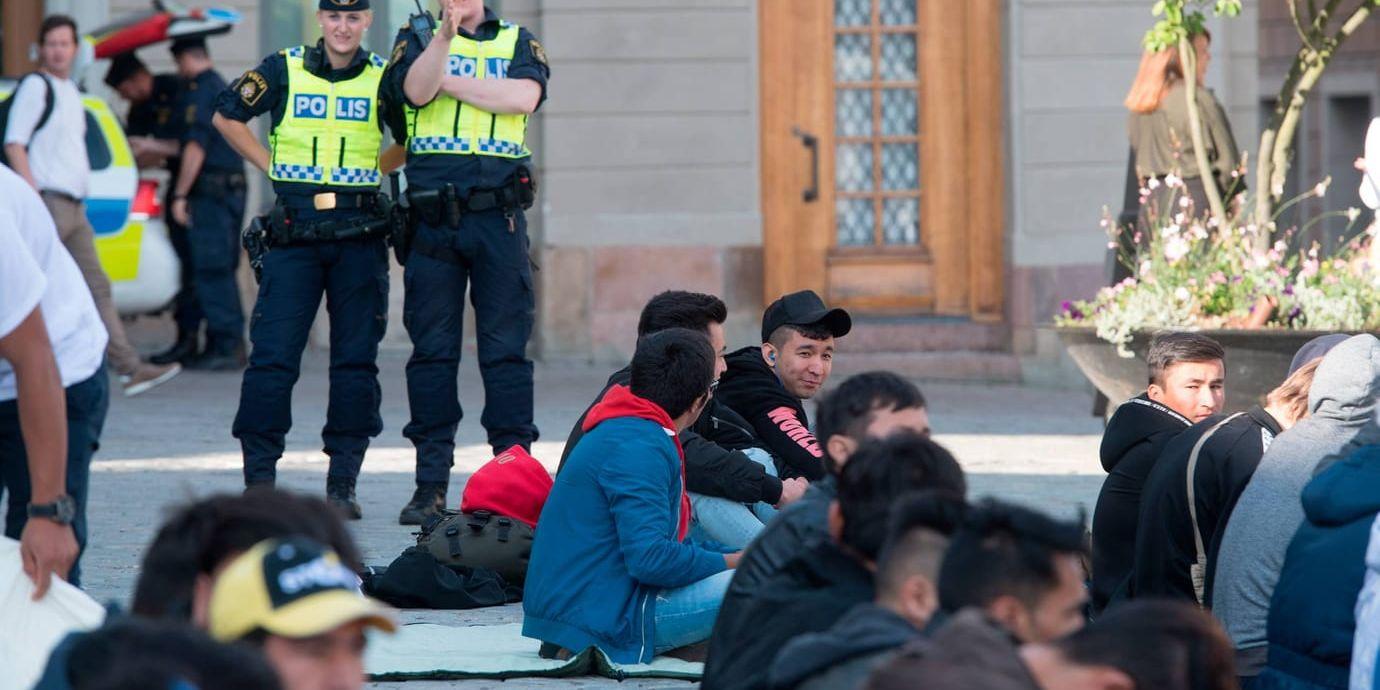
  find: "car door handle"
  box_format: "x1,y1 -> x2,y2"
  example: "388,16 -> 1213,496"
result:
792,127 -> 820,203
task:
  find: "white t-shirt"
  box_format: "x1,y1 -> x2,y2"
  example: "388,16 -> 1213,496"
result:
0,165 -> 106,401
3,72 -> 89,199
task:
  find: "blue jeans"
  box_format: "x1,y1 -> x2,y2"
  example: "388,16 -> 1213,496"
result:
188,187 -> 246,350
0,361 -> 109,587
654,569 -> 734,653
402,207 -> 538,483
233,237 -> 389,484
688,448 -> 779,550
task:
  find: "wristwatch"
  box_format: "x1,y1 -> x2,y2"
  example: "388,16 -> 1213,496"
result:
27,495 -> 76,525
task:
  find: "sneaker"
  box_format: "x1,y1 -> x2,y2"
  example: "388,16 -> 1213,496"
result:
327,477 -> 363,521
398,482 -> 447,525
121,362 -> 182,397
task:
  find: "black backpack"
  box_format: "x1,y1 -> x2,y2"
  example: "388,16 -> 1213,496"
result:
0,72 -> 56,166
416,509 -> 535,586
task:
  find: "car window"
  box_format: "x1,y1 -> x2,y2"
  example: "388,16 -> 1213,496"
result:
85,111 -> 112,171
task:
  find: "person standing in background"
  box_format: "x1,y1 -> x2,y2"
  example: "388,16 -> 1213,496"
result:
5,15 -> 180,397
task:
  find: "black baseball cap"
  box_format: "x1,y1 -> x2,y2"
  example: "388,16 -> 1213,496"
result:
761,290 -> 852,342
319,0 -> 371,9
169,36 -> 207,56
104,52 -> 147,89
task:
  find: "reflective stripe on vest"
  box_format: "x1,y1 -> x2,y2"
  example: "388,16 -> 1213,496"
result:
406,24 -> 530,159
269,46 -> 386,187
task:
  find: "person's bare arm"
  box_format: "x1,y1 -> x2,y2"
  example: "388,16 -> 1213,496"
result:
380,144 -> 407,174
403,11 -> 461,106
438,77 -> 541,115
0,308 -> 76,599
4,145 -> 39,190
170,141 -> 207,226
212,113 -> 269,173
129,136 -> 182,169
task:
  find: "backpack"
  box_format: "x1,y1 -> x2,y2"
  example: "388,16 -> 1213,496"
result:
416,509 -> 535,586
0,72 -> 56,166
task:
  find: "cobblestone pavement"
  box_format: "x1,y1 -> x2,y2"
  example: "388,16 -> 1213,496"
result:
67,348 -> 1105,688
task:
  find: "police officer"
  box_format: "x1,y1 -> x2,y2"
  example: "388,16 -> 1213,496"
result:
212,0 -> 406,519
387,0 -> 549,525
168,37 -> 248,371
105,52 -> 203,366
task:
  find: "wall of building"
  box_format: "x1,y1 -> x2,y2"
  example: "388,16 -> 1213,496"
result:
1005,0 -> 1258,384
532,0 -> 763,362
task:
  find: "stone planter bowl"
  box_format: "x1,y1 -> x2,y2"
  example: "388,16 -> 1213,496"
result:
1057,326 -> 1365,414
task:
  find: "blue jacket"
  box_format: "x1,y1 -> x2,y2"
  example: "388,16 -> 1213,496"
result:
1257,445 -> 1380,690
522,388 -> 726,664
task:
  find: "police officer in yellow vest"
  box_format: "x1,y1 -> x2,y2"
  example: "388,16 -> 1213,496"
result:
211,0 -> 407,518
387,0 -> 549,525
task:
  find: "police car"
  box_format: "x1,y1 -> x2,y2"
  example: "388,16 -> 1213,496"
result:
0,79 -> 180,316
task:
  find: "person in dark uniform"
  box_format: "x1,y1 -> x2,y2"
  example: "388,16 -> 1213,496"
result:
386,0 -> 549,524
212,0 -> 406,518
167,37 -> 247,371
104,52 -> 203,366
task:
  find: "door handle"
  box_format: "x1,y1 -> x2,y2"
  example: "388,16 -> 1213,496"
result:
792,127 -> 819,203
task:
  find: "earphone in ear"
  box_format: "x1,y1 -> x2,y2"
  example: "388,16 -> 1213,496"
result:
768,352 -> 777,364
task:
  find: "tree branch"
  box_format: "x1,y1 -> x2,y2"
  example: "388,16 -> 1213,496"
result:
1178,37 -> 1228,225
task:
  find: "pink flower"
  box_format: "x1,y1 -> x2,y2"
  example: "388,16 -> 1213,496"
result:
1210,271 -> 1227,284
1164,237 -> 1191,263
1175,287 -> 1192,301
1301,259 -> 1320,278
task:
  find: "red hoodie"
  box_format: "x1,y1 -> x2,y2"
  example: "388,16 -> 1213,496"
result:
582,384 -> 692,541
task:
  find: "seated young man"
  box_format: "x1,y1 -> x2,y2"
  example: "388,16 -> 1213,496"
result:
729,371 -> 930,595
937,500 -> 1089,643
767,491 -> 960,690
208,538 -> 397,690
1090,331 -> 1225,612
714,290 -> 852,481
558,291 -> 808,550
867,600 -> 1238,690
524,328 -> 736,663
702,431 -> 966,690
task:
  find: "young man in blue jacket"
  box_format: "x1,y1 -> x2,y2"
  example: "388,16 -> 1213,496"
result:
523,328 -> 738,663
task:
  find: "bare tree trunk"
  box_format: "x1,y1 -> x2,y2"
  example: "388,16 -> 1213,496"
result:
1254,0 -> 1374,249
1178,37 -> 1228,225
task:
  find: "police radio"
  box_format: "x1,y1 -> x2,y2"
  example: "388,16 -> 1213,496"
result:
409,0 -> 436,45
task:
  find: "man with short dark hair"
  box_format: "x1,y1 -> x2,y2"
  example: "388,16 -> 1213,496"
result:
938,500 -> 1089,643
552,291 -> 808,547
524,328 -> 738,663
702,431 -> 966,690
714,290 -> 852,481
129,490 -> 364,623
6,15 -> 180,396
1090,330 -> 1225,612
867,600 -> 1239,690
729,370 -> 931,596
208,537 -> 396,690
768,491 -> 960,690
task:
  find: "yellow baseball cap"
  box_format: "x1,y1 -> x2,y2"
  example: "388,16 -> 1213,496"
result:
209,537 -> 397,642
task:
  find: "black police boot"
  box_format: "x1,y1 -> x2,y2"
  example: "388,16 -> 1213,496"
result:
150,329 -> 199,365
187,342 -> 247,372
327,476 -> 363,521
398,481 -> 447,526
244,479 -> 275,495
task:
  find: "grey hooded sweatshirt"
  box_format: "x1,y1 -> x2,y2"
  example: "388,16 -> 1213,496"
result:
1210,334 -> 1380,676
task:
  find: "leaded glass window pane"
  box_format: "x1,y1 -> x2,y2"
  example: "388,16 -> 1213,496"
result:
879,34 -> 917,81
881,143 -> 919,191
834,34 -> 873,83
836,144 -> 874,193
837,199 -> 875,246
835,0 -> 871,28
880,89 -> 917,136
883,198 -> 920,245
880,0 -> 916,26
835,89 -> 873,138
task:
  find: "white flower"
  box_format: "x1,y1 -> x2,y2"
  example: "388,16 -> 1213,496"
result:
1164,236 -> 1191,263
1147,177 -> 1162,190
1253,254 -> 1271,269
1315,179 -> 1331,197
1348,207 -> 1362,223
1175,287 -> 1192,301
1274,240 -> 1288,253
1179,196 -> 1191,209
1162,223 -> 1182,238
1165,174 -> 1183,188
1140,259 -> 1154,276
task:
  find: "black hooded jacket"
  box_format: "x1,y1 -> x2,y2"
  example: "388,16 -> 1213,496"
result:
1090,394 -> 1193,612
702,540 -> 874,690
557,366 -> 784,505
714,347 -> 826,480
767,602 -> 919,690
1131,405 -> 1282,604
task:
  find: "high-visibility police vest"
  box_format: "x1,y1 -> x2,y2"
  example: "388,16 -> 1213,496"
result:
269,46 -> 387,187
407,23 -> 530,159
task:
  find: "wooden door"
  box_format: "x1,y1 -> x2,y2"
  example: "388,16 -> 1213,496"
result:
760,0 -> 1005,320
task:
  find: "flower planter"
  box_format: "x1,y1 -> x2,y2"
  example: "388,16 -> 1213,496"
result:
1057,326 -> 1362,413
